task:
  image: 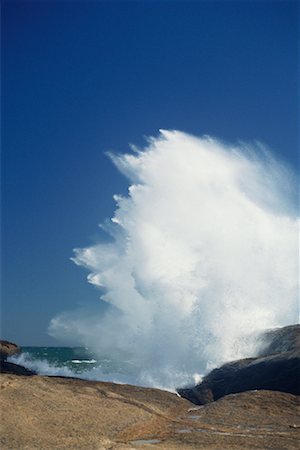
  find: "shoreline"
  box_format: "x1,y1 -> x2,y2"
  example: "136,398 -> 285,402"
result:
1,324 -> 299,448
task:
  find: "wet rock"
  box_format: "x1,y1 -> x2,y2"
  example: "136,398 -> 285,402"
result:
0,360 -> 36,376
0,340 -> 35,376
177,324 -> 300,405
257,324 -> 300,356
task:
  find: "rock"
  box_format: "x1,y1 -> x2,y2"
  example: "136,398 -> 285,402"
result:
257,324 -> 300,356
0,340 -> 21,361
177,324 -> 300,405
0,374 -> 299,449
0,360 -> 36,376
0,340 -> 35,376
0,374 -> 190,449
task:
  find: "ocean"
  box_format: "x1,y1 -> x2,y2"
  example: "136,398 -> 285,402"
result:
9,347 -> 137,382
8,346 -> 202,391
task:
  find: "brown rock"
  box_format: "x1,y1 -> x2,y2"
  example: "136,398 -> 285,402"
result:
0,374 -> 299,449
0,340 -> 21,360
0,340 -> 35,376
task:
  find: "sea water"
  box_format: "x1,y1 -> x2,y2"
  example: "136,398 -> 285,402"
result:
9,347 -> 135,380
9,346 -> 202,390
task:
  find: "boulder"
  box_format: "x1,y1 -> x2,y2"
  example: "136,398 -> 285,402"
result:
178,324 -> 300,405
0,360 -> 36,376
0,340 -> 35,376
0,340 -> 21,361
257,324 -> 300,356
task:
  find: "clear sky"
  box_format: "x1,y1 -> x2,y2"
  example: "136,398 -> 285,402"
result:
2,0 -> 298,345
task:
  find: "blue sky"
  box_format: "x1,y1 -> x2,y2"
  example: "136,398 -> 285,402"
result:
2,1 -> 298,345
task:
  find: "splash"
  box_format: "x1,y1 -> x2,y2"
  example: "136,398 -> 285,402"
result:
49,130 -> 298,389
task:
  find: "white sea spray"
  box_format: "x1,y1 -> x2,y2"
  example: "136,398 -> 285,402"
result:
49,130 -> 299,389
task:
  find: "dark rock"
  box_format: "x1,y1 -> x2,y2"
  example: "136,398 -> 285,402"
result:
177,324 -> 300,405
0,340 -> 35,376
0,360 -> 36,376
257,324 -> 300,356
0,340 -> 21,361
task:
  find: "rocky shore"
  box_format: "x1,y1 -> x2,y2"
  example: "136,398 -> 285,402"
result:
0,325 -> 299,449
0,339 -> 36,377
178,324 -> 300,405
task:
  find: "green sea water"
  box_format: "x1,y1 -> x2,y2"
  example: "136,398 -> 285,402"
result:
21,347 -> 99,373
8,346 -> 202,390
10,347 -> 137,381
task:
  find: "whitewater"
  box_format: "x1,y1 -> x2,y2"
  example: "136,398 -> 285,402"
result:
41,130 -> 298,390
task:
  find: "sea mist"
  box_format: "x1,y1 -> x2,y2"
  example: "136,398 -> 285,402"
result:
49,130 -> 298,389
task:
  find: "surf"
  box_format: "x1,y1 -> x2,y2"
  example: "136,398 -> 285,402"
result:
49,130 -> 298,390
